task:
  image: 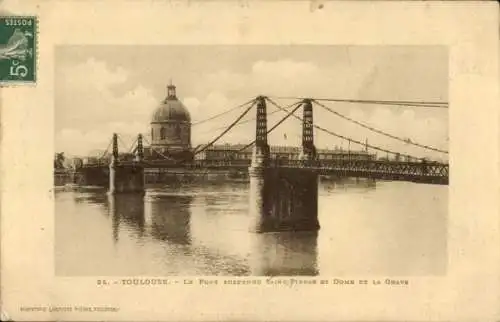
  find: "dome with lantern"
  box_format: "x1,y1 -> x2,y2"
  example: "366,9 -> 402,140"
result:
151,84 -> 191,123
149,82 -> 192,160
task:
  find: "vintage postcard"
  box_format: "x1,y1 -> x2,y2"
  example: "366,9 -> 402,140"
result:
1,0 -> 499,321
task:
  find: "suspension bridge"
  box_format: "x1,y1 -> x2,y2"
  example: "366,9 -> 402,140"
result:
60,95 -> 449,232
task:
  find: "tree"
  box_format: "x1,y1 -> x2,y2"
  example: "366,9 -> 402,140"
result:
54,152 -> 65,169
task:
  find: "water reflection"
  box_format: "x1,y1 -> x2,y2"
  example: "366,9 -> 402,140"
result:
55,180 -> 447,276
144,192 -> 193,245
108,194 -> 145,242
91,186 -> 321,275
249,231 -> 318,276
71,187 -> 108,205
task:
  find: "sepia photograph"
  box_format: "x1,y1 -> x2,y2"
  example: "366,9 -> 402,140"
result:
1,1 -> 498,321
54,45 -> 449,277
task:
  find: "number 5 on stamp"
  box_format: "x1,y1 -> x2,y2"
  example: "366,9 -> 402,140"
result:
0,16 -> 37,84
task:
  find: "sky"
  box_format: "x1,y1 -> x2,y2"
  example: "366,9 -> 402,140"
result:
55,45 -> 448,161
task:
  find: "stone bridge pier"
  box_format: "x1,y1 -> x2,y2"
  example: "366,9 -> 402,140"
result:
108,133 -> 145,195
249,167 -> 319,233
249,97 -> 320,233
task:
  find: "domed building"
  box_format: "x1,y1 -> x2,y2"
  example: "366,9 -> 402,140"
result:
149,83 -> 193,160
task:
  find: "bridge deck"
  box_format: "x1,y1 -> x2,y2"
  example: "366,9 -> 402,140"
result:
77,159 -> 449,185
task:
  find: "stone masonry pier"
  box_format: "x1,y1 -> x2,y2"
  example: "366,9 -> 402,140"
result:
249,166 -> 319,233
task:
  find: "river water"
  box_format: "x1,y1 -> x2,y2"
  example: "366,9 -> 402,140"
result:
55,179 -> 447,276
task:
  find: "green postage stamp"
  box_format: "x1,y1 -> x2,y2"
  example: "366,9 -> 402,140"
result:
0,16 -> 37,84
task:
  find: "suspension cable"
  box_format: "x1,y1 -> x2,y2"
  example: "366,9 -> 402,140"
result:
193,100 -> 256,156
97,137 -> 113,160
192,98 -> 257,126
269,96 -> 448,109
195,108 -> 287,136
116,134 -> 130,153
142,135 -> 173,160
127,136 -> 138,154
312,99 -> 448,154
265,97 -> 427,161
234,101 -> 303,153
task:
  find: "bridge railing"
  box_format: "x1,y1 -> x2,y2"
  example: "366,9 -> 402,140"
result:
269,159 -> 449,178
79,157 -> 449,181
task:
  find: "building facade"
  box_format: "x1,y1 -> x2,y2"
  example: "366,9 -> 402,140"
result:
194,144 -> 376,162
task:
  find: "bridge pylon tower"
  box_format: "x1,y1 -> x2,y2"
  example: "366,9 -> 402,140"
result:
135,133 -> 144,162
251,95 -> 270,169
299,99 -> 317,161
111,133 -> 119,163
